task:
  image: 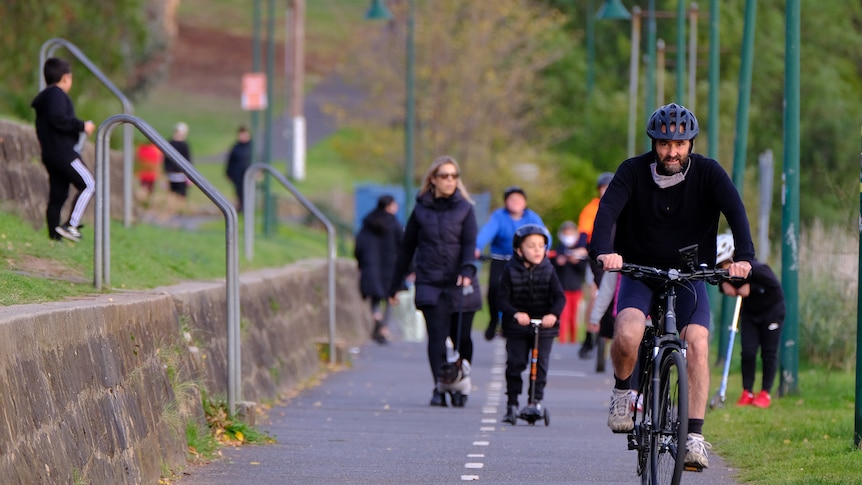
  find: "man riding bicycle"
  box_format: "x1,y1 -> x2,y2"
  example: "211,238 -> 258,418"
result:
589,103 -> 754,471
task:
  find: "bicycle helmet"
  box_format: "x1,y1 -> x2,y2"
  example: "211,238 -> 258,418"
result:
646,103 -> 699,141
512,224 -> 551,252
503,186 -> 526,201
716,233 -> 735,264
597,172 -> 614,188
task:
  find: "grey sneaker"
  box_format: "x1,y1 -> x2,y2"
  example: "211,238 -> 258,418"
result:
607,388 -> 634,432
684,433 -> 712,470
56,224 -> 82,242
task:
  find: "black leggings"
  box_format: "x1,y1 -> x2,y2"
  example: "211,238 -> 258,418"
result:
486,259 -> 507,326
505,334 -> 554,404
419,297 -> 475,384
740,318 -> 782,393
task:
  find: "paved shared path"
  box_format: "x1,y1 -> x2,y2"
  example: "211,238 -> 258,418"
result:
176,334 -> 742,484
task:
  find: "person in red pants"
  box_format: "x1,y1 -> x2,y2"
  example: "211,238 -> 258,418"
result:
549,221 -> 588,344
137,142 -> 162,195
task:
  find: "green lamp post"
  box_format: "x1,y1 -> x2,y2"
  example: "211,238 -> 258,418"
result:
591,0 -> 631,99
367,0 -> 416,215
596,0 -> 632,19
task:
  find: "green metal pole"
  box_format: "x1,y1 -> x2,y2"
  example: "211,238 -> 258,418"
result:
676,0 -> 686,104
644,0 -> 656,151
707,0 -> 722,351
718,0 -> 758,366
263,0 -> 276,236
404,0 -> 416,215
779,0 -> 800,397
706,0 -> 719,161
587,0 -> 595,97
855,125 -> 862,447
732,0 -> 756,191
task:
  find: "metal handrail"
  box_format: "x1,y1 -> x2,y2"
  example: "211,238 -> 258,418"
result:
242,163 -> 337,365
95,114 -> 242,417
40,38 -> 135,228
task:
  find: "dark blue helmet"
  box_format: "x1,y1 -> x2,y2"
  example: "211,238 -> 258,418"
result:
512,224 -> 551,252
646,103 -> 699,141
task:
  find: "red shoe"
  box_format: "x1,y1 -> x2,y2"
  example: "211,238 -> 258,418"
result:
736,390 -> 754,406
752,390 -> 772,408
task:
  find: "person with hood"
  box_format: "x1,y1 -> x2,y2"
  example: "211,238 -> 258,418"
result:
475,186 -> 546,341
31,57 -> 96,242
388,156 -> 481,407
355,194 -> 404,344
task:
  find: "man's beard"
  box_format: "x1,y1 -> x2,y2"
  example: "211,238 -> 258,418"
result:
657,156 -> 689,175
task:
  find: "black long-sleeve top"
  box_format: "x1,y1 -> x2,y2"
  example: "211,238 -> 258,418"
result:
589,152 -> 755,269
31,85 -> 85,164
721,260 -> 786,325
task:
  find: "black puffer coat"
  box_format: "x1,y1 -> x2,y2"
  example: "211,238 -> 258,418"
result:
496,254 -> 566,338
389,189 -> 481,311
354,209 -> 403,300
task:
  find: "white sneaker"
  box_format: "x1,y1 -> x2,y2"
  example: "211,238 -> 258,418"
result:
684,433 -> 712,470
607,388 -> 634,432
56,224 -> 82,242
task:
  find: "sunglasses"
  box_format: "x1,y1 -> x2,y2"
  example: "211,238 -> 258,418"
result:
435,172 -> 460,180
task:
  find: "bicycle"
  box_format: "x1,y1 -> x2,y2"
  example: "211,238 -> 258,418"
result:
609,248 -> 730,485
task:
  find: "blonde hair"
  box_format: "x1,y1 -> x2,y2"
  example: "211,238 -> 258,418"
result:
418,155 -> 473,204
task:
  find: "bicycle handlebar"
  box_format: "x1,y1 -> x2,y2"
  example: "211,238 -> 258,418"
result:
609,262 -> 732,286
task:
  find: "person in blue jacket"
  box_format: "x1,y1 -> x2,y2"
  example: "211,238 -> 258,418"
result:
388,156 -> 482,407
475,187 -> 545,340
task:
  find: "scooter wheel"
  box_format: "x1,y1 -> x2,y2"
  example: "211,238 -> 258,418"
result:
543,408 -> 550,426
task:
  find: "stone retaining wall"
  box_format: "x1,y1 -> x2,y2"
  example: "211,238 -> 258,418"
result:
0,260 -> 371,484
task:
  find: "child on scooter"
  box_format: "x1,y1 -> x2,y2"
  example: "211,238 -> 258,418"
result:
496,224 -> 566,424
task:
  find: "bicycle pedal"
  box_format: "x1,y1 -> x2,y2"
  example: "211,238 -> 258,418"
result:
684,464 -> 704,472
626,435 -> 638,450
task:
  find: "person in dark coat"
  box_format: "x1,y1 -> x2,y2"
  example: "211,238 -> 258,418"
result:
165,122 -> 191,198
354,195 -> 403,344
388,155 -> 481,407
496,224 -> 566,423
225,125 -> 252,211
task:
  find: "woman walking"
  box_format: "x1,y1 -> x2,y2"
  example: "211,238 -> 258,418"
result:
389,156 -> 481,407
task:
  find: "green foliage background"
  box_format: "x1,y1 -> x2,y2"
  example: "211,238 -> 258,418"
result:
540,0 -> 862,232
0,0 -> 162,122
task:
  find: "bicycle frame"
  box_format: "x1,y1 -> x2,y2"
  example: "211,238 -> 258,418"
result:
615,262 -> 729,485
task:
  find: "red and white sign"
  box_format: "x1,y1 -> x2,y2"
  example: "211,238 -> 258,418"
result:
241,73 -> 267,111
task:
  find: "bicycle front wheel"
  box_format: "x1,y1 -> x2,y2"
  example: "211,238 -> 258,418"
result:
651,349 -> 688,485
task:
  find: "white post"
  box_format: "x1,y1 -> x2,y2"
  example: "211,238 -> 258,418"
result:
290,0 -> 306,181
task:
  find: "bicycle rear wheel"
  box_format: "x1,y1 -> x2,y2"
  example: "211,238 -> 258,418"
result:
651,349 -> 688,485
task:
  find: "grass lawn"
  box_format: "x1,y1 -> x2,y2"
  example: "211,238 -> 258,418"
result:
707,349 -> 861,484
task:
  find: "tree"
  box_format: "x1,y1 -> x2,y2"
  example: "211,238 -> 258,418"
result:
334,0 -> 576,219
0,0 -> 176,121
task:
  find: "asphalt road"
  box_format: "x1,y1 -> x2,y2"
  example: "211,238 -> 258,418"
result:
176,333 -> 743,485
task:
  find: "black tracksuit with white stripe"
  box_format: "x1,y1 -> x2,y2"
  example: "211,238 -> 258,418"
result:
31,85 -> 95,239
